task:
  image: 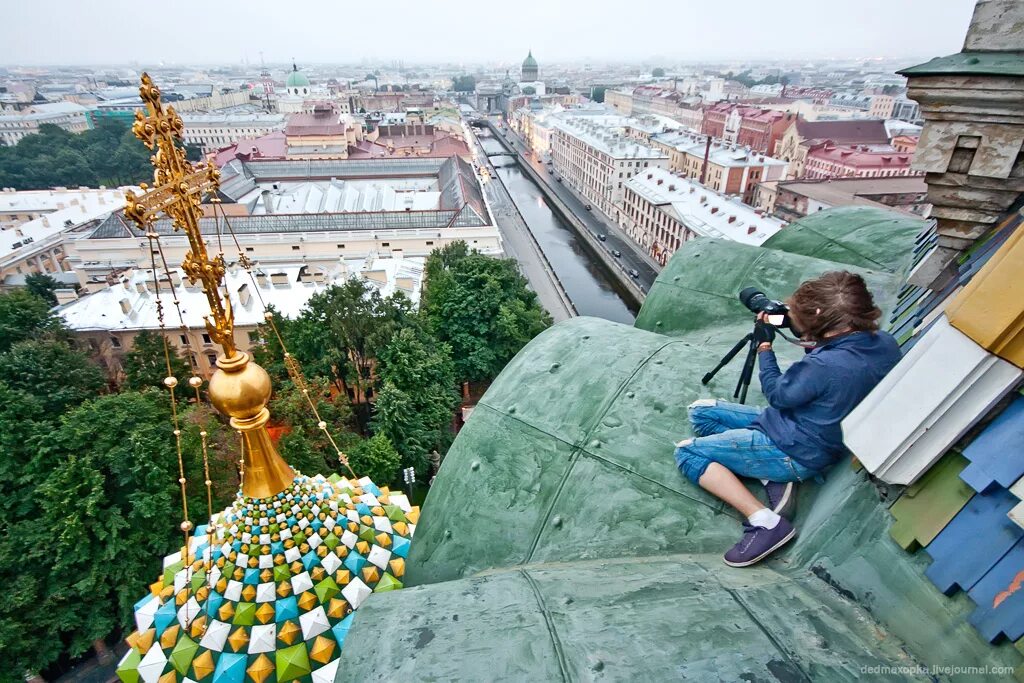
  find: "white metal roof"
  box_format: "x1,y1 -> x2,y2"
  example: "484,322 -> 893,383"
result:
625,167 -> 784,246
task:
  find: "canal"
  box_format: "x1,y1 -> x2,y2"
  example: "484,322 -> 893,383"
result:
477,130 -> 637,325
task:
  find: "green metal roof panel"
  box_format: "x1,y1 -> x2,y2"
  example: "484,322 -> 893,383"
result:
343,554 -> 938,681
899,51 -> 1024,77
634,237 -> 903,338
763,206 -> 926,273
405,318 -> 756,586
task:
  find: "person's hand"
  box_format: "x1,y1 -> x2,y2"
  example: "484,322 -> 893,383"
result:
753,320 -> 776,347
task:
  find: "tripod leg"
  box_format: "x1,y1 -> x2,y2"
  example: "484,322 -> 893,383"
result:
702,333 -> 754,385
734,337 -> 760,404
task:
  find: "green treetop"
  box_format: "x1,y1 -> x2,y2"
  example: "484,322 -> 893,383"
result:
373,324 -> 460,474
422,241 -> 551,384
122,329 -> 191,391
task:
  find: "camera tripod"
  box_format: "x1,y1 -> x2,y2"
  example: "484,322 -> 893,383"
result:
701,324 -> 763,404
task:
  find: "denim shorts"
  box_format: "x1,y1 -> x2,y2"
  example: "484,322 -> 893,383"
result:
674,400 -> 820,485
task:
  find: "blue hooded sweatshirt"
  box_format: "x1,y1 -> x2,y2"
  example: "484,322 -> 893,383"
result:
752,330 -> 902,470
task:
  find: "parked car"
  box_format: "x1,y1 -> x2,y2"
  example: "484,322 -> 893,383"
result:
555,177 -> 562,183
612,249 -> 622,257
629,269 -> 640,279
598,234 -> 607,241
585,204 -> 592,211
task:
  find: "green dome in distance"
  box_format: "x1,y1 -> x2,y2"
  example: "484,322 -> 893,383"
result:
286,63 -> 310,89
522,51 -> 538,68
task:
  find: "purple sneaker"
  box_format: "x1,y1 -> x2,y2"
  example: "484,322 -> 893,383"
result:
723,518 -> 797,567
763,481 -> 796,519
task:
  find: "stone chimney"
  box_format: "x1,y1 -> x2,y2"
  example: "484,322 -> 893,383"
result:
900,0 -> 1024,289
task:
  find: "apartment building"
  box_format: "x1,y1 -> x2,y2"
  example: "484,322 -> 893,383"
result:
652,132 -> 788,204
619,166 -> 784,266
549,114 -> 669,221
0,102 -> 91,146
181,112 -> 286,153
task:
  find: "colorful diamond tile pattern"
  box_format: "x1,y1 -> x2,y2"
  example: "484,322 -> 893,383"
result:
116,473 -> 419,682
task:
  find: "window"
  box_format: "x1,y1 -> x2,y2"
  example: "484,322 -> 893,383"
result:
381,242 -> 390,247
179,334 -> 188,345
110,336 -> 121,348
207,353 -> 217,367
202,333 -> 212,344
426,241 -> 434,246
245,247 -> 254,253
337,244 -> 345,249
291,245 -> 300,251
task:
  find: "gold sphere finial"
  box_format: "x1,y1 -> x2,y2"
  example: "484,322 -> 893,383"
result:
188,376 -> 203,388
164,376 -> 178,389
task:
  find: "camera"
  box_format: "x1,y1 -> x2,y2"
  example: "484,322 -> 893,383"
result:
738,287 -> 797,332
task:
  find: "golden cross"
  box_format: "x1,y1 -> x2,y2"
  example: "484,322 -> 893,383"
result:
123,72 -> 237,357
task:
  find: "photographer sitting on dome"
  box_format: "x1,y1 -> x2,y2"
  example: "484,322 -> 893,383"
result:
674,271 -> 901,567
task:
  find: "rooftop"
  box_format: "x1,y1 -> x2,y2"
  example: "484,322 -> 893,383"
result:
180,112 -> 286,125
794,118 -> 890,144
245,180 -> 441,215
58,257 -> 426,333
806,143 -> 913,169
0,187 -> 130,216
1,189 -> 131,262
652,132 -> 788,169
551,115 -> 668,160
626,166 -> 784,245
0,101 -> 90,121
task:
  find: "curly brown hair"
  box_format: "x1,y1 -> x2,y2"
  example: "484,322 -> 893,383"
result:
787,271 -> 881,341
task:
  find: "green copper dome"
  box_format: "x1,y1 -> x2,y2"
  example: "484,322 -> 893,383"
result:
522,51 -> 537,68
286,64 -> 310,89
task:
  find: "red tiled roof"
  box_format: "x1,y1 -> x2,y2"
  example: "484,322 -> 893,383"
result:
806,144 -> 912,169
213,131 -> 287,166
795,119 -> 889,145
286,112 -> 348,136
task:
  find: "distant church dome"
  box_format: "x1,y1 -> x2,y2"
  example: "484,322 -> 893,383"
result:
286,63 -> 310,97
521,50 -> 539,82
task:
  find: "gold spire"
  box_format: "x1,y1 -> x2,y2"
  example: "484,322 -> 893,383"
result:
124,73 -> 294,499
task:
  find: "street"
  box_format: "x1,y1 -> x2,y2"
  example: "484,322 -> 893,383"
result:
493,123 -> 662,292
466,122 -> 576,322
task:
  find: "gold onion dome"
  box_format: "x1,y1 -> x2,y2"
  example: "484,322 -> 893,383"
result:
113,73 -> 420,682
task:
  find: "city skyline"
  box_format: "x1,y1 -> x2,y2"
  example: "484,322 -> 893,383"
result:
2,0 -> 976,66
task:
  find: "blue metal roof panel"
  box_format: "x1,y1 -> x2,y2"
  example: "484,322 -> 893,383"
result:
960,396 -> 1024,494
925,487 -> 1023,594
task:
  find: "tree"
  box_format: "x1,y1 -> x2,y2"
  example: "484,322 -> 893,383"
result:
0,119 -> 155,190
0,381 -> 47,517
347,433 -> 401,486
373,325 -> 460,473
0,339 -> 105,415
270,378 -> 358,477
24,273 -> 60,306
122,330 -> 190,391
249,307 -> 291,385
289,280 -> 415,430
652,68 -> 666,77
0,289 -> 65,352
422,242 -> 550,384
31,391 -> 193,661
451,75 -> 477,92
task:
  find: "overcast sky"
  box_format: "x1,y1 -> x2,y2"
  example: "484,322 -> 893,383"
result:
2,0 -> 976,66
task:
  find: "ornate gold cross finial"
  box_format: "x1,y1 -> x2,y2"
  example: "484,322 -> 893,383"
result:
125,73 -> 294,498
124,72 -> 236,357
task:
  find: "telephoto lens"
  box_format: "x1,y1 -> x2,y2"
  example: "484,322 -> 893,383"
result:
738,287 -> 788,316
